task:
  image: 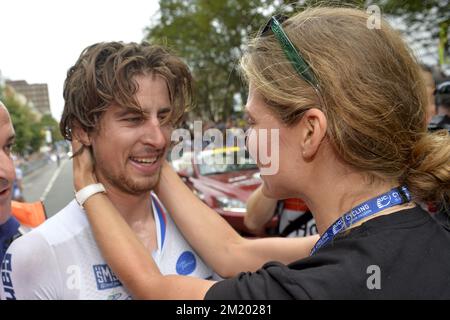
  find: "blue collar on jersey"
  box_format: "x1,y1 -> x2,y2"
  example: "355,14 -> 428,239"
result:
151,195 -> 167,250
0,216 -> 20,262
310,186 -> 412,255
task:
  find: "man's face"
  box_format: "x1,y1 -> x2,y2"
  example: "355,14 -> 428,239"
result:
0,104 -> 16,224
89,74 -> 172,196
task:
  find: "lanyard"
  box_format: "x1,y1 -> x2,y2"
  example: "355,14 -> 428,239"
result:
310,186 -> 411,255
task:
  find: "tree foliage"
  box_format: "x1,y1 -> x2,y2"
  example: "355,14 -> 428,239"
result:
144,0 -> 447,120
370,0 -> 449,66
39,114 -> 63,143
145,0 -> 287,122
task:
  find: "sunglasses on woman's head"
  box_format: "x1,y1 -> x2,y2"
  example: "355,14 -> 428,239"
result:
259,15 -> 319,89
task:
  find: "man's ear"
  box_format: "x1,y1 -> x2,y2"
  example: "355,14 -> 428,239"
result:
297,108 -> 327,159
72,123 -> 92,146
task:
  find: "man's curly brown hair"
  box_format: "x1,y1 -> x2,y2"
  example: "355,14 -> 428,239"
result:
60,41 -> 193,140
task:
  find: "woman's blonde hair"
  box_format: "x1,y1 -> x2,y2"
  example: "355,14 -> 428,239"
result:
241,7 -> 450,204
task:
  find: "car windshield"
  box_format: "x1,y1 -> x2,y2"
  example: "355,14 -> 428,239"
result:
197,148 -> 257,176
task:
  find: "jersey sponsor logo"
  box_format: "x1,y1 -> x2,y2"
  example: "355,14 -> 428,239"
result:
107,292 -> 133,300
376,195 -> 391,209
1,253 -> 16,300
152,194 -> 167,250
107,293 -> 123,300
176,251 -> 197,275
93,264 -> 122,290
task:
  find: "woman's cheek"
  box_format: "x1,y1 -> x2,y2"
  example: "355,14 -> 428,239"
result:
246,128 -> 259,166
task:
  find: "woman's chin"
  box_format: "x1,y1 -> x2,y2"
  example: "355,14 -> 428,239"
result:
261,183 -> 279,199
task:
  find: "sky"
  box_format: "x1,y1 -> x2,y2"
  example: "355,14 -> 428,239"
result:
0,0 -> 160,120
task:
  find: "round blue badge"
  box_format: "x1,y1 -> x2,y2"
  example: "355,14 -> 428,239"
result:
176,251 -> 197,275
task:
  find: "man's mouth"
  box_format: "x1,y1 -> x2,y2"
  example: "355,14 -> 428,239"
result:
0,187 -> 10,197
129,155 -> 161,165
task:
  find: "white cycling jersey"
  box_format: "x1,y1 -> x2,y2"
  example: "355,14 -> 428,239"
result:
1,193 -> 212,300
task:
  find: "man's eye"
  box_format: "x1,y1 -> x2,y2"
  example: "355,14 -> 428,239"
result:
124,117 -> 142,123
158,113 -> 172,124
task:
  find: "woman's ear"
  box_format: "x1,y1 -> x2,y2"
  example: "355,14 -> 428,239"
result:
72,123 -> 92,146
298,108 -> 327,159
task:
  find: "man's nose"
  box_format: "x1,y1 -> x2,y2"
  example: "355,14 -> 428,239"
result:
0,152 -> 15,184
141,118 -> 167,149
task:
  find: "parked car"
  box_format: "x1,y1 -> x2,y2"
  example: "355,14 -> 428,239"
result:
171,146 -> 277,236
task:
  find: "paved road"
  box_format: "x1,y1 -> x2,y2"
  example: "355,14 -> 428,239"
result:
22,157 -> 74,218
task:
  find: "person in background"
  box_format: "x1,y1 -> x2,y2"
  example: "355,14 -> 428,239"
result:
435,80 -> 450,117
420,64 -> 437,124
11,156 -> 24,202
245,185 -> 317,237
0,101 -> 20,265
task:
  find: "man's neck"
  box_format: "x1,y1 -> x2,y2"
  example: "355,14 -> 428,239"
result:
96,178 -> 153,226
0,213 -> 10,226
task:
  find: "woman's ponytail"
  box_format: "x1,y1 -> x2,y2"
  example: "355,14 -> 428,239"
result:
404,130 -> 450,204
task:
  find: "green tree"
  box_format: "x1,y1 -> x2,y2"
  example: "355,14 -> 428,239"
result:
145,0 -> 367,121
370,0 -> 449,67
39,114 -> 63,143
145,0 -> 448,120
146,0 -> 286,121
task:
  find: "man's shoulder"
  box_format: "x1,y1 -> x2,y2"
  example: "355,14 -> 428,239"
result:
22,199 -> 90,246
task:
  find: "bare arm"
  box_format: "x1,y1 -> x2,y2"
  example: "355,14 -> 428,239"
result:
155,161 -> 319,278
83,193 -> 214,299
72,141 -> 214,299
244,185 -> 278,234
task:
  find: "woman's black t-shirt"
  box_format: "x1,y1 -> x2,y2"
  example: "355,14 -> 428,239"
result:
205,206 -> 450,299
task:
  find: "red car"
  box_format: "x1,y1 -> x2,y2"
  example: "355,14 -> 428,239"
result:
171,146 -> 277,236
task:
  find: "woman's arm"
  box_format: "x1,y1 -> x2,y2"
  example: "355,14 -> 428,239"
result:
72,141 -> 214,299
244,185 -> 278,234
156,162 -> 319,278
83,193 -> 214,299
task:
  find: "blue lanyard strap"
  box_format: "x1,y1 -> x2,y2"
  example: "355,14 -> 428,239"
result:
310,186 -> 411,255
